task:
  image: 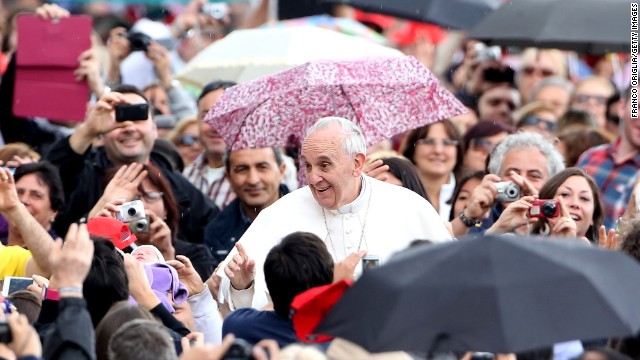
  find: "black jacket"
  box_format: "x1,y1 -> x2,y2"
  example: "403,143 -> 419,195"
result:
37,298 -> 95,360
204,184 -> 289,268
45,136 -> 219,242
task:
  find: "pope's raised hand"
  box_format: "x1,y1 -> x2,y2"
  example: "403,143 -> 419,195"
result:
225,243 -> 255,290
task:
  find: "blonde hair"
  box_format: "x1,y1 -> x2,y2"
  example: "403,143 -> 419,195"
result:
168,117 -> 199,146
519,48 -> 567,79
514,101 -> 557,126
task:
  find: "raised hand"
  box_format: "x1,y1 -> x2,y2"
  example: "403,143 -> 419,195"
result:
363,159 -> 390,182
145,210 -> 175,261
49,223 -> 94,290
333,250 -> 367,282
103,163 -> 148,201
0,168 -> 20,214
75,48 -> 105,97
224,243 -> 255,290
598,225 -> 619,249
167,255 -> 206,296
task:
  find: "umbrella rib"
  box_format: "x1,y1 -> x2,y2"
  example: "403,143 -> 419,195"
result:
339,84 -> 361,124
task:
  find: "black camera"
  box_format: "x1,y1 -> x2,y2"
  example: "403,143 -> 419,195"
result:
0,322 -> 10,343
126,32 -> 152,52
222,338 -> 255,360
115,104 -> 149,122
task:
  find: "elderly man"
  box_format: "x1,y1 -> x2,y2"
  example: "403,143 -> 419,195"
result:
218,117 -> 451,310
204,147 -> 288,267
450,131 -> 565,237
45,84 -> 218,241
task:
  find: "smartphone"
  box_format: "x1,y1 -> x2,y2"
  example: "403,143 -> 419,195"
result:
1,277 -> 34,297
115,104 -> 149,122
362,255 -> 381,272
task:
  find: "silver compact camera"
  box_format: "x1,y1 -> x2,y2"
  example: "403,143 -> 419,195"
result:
129,216 -> 150,234
494,181 -> 521,202
116,200 -> 146,223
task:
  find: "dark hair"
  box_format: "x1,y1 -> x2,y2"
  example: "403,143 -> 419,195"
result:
556,108 -> 598,133
532,168 -> 604,242
198,81 -> 237,102
6,290 -> 41,324
224,147 -> 283,172
379,157 -> 429,202
111,84 -> 148,103
577,347 -> 633,360
557,128 -> 612,167
140,164 -> 180,238
448,171 -> 486,221
462,121 -> 514,152
96,302 -> 157,360
107,319 -> 176,360
13,161 -> 65,211
620,218 -> 640,262
264,232 -> 334,318
402,119 -> 464,177
84,239 -> 130,327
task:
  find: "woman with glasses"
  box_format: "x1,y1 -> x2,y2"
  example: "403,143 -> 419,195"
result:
89,163 -> 214,281
402,119 -> 464,220
462,121 -> 513,173
169,117 -> 203,167
514,101 -> 559,140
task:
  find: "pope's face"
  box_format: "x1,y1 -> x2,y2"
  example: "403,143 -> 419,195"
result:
301,124 -> 364,210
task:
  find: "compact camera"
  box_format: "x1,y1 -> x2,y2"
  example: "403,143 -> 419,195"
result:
0,301 -> 12,343
362,255 -> 380,272
201,3 -> 229,20
116,200 -> 146,223
528,199 -> 559,219
222,338 -> 255,360
473,43 -> 501,62
495,181 -> 521,202
129,216 -> 150,234
126,32 -> 152,52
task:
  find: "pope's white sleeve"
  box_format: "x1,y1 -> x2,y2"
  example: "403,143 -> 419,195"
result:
188,286 -> 222,344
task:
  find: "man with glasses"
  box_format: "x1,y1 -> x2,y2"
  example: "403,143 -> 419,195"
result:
571,76 -> 617,130
516,48 -> 567,103
184,81 -> 238,210
577,86 -> 639,230
45,85 -> 219,242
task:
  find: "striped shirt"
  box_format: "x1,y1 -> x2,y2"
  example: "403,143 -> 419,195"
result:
183,153 -> 236,210
577,138 -> 640,229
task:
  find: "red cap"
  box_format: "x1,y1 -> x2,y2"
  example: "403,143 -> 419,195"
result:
86,217 -> 137,250
290,279 -> 353,343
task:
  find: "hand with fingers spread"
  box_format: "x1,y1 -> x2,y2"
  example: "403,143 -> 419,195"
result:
105,163 -> 148,201
6,312 -> 42,358
486,196 -> 538,234
225,243 -> 255,291
363,159 -> 390,182
49,223 -> 94,291
333,250 -> 367,282
598,225 -> 619,249
547,198 -> 578,238
167,255 -> 206,296
75,48 -> 105,97
0,168 -> 20,214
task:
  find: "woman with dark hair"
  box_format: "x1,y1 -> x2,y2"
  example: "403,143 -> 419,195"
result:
402,119 -> 464,220
462,121 -> 513,172
6,161 -> 64,246
379,157 -> 430,202
89,163 -> 214,281
447,171 -> 485,221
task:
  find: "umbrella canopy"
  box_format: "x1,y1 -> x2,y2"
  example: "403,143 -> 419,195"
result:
264,15 -> 388,45
323,0 -> 503,30
204,56 -> 467,151
316,235 -> 640,354
175,26 -> 402,87
469,0 -> 630,54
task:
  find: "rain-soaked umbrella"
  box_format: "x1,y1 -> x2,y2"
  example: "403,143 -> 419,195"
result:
323,0 -> 504,30
469,0 -> 630,54
204,56 -> 467,151
317,235 -> 640,354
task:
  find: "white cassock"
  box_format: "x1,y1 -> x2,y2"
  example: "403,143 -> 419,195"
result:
217,175 -> 452,309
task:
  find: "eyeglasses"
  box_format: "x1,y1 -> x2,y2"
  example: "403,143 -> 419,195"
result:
470,138 -> 497,152
486,97 -> 517,111
521,65 -> 556,78
178,134 -> 199,146
416,138 -> 459,147
133,191 -> 164,203
574,94 -> 608,106
519,115 -> 557,132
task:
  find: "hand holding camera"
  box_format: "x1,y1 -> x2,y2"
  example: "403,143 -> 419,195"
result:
485,196 -> 538,235
461,174 -> 502,222
546,198 -> 578,238
1,312 -> 42,358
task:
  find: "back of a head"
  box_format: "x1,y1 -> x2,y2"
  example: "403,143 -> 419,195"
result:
96,302 -> 157,360
557,108 -> 599,133
487,131 -> 565,177
107,319 -> 177,360
84,239 -> 130,327
6,290 -> 42,324
264,232 -> 334,318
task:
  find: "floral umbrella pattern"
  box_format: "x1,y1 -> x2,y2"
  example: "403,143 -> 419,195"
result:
205,56 -> 467,151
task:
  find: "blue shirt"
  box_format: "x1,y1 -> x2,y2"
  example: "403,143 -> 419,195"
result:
223,308 -> 299,348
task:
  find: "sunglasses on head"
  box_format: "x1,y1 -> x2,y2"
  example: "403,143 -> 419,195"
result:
519,115 -> 557,132
471,138 -> 497,152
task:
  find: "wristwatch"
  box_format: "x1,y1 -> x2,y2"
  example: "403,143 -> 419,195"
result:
42,287 -> 60,301
459,210 -> 482,227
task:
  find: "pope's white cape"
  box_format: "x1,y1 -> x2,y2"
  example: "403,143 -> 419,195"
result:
217,175 -> 452,309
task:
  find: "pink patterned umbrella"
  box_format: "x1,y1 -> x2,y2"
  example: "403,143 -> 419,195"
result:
205,56 -> 467,151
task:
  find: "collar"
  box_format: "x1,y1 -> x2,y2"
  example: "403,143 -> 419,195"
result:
238,202 -> 253,225
608,138 -> 640,166
327,176 -> 368,215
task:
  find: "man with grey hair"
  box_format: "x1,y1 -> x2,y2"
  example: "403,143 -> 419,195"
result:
450,131 -> 565,236
218,117 -> 451,310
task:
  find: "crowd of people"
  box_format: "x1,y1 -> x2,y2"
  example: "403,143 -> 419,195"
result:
0,0 -> 637,359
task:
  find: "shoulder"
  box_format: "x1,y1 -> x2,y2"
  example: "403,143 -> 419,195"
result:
262,186 -> 315,214
367,176 -> 429,205
224,308 -> 261,325
577,143 -> 610,164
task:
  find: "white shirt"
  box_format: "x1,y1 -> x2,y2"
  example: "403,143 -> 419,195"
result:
218,175 -> 452,310
438,173 -> 456,221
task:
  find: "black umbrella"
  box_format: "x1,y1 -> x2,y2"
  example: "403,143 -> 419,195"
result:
316,236 -> 640,354
323,0 -> 503,30
469,0 -> 630,54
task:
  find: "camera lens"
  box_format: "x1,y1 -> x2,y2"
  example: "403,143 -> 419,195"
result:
128,207 -> 137,217
541,201 -> 557,217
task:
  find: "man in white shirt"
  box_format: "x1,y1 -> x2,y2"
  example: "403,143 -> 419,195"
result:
218,117 -> 452,310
